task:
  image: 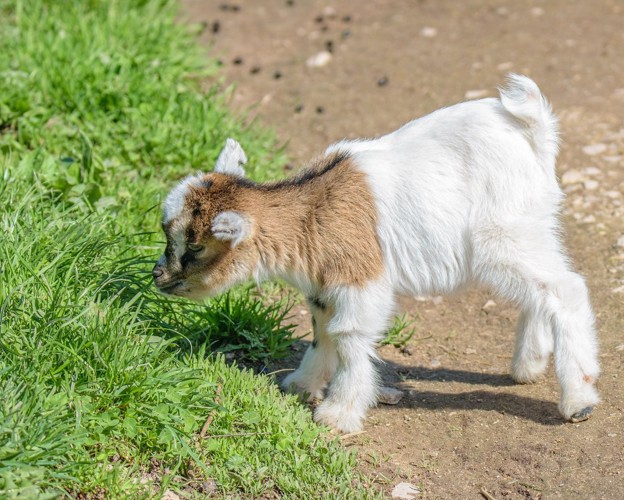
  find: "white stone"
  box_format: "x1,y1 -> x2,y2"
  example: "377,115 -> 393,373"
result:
612,285 -> 624,294
306,51 -> 332,68
465,89 -> 489,100
482,299 -> 497,312
497,62 -> 513,71
583,180 -> 599,190
582,215 -> 596,223
430,358 -> 441,368
582,143 -> 607,156
420,27 -> 438,38
616,235 -> 624,248
378,387 -> 405,405
602,155 -> 623,163
322,6 -> 337,18
582,166 -> 602,176
162,491 -> 180,500
391,482 -> 421,499
530,7 -> 545,16
561,170 -> 585,185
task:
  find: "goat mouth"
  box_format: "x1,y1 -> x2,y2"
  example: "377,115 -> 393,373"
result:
157,281 -> 184,295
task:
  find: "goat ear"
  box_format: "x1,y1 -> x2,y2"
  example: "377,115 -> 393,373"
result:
211,211 -> 252,247
214,138 -> 247,177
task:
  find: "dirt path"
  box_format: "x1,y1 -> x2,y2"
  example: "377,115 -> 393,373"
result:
182,1 -> 623,498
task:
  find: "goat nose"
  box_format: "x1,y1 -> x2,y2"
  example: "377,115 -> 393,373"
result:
152,266 -> 164,279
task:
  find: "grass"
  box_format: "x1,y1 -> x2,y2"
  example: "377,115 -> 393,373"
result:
0,0 -> 374,497
382,314 -> 417,349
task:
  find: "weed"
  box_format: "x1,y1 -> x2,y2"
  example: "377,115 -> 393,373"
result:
382,314 -> 418,348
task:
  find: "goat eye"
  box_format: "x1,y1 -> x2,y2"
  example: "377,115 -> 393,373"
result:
187,243 -> 204,253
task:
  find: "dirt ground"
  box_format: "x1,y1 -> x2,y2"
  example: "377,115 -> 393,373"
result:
181,1 -> 623,498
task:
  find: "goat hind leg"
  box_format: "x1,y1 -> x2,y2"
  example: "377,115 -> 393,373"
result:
511,309 -> 554,383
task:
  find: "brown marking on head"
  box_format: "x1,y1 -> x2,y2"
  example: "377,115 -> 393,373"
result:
153,150 -> 384,300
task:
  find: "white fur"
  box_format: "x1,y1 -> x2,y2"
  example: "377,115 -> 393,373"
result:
281,75 -> 600,432
163,174 -> 202,224
164,138 -> 246,224
214,138 -> 247,177
211,211 -> 252,247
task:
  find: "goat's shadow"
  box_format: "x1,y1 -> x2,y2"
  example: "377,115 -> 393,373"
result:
378,356 -> 562,426
278,340 -> 563,427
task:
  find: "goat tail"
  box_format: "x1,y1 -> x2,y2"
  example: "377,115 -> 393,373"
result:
499,74 -> 560,167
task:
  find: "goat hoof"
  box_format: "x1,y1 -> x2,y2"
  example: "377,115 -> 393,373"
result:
569,406 -> 593,423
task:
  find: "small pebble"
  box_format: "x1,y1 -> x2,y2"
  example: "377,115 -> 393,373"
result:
250,65 -> 261,74
465,89 -> 489,99
306,51 -> 332,67
561,170 -> 585,185
482,299 -> 497,312
322,6 -> 337,19
294,104 -> 304,113
582,166 -> 602,176
582,214 -> 596,223
201,480 -> 218,495
219,3 -> 240,12
615,235 -> 624,248
273,70 -> 282,79
583,179 -> 599,190
212,21 -> 221,34
465,348 -> 477,355
420,26 -> 438,38
342,15 -> 352,22
341,29 -> 351,39
232,56 -> 243,65
531,7 -> 545,16
582,143 -> 607,156
286,0 -> 294,6
430,358 -> 441,368
325,40 -> 334,53
316,106 -> 325,114
378,76 -> 389,87
391,482 -> 421,499
401,345 -> 414,356
378,387 -> 405,405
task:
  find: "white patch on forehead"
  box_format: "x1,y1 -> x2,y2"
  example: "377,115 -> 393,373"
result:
163,174 -> 203,224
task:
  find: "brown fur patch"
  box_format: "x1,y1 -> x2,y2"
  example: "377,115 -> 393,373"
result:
583,374 -> 594,384
162,152 -> 384,296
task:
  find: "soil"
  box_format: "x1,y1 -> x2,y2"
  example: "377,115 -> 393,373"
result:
181,1 -> 623,498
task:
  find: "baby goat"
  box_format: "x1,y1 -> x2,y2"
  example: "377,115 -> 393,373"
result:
153,75 -> 600,433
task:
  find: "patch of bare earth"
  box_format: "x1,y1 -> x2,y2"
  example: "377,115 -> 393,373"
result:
182,1 -> 623,498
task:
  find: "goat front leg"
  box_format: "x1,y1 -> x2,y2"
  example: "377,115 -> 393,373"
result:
313,283 -> 394,432
314,331 -> 380,432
